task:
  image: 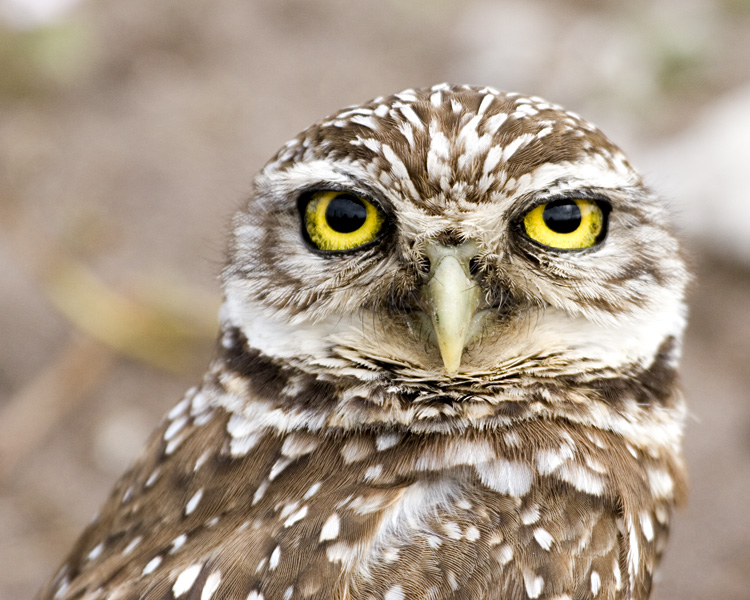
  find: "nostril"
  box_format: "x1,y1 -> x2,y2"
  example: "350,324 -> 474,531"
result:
418,256 -> 431,274
468,257 -> 481,277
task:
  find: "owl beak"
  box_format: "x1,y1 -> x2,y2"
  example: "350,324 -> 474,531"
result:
422,242 -> 481,377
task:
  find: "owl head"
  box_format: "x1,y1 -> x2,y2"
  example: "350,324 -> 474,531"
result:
220,84 -> 688,430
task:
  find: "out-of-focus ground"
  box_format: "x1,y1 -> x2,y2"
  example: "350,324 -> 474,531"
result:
1,1 -> 749,598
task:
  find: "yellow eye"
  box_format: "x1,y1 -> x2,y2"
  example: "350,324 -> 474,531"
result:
304,191 -> 385,251
523,199 -> 605,250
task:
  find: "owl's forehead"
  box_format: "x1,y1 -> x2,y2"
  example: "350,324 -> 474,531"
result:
262,84 -> 640,217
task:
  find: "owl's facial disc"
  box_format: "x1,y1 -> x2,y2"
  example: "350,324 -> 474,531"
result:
420,241 -> 482,377
223,85 -> 690,399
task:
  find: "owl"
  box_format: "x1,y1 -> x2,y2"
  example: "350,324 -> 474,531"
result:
38,84 -> 689,600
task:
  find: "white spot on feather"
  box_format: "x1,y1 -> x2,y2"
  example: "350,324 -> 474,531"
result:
283,505 -> 308,528
474,459 -> 532,496
227,413 -> 257,438
194,450 -> 210,471
348,492 -> 390,514
231,432 -> 263,457
385,585 -> 405,600
350,115 -> 378,131
145,468 -> 160,487
279,501 -> 300,520
627,516 -> 640,589
478,93 -> 494,115
168,397 -> 190,419
304,481 -> 322,499
122,536 -> 142,556
381,144 -> 409,180
536,125 -> 553,139
501,133 -> 535,161
443,521 -> 462,539
556,462 -> 605,495
613,558 -> 623,590
591,570 -> 601,596
395,90 -> 418,102
512,104 -> 539,118
535,444 -> 575,474
326,542 -> 358,567
640,511 -> 655,542
364,464 -> 383,481
397,122 -> 415,147
185,489 -> 203,516
252,480 -> 269,505
533,527 -> 554,550
142,556 -> 162,576
269,457 -> 292,480
281,433 -> 320,458
190,390 -> 209,414
494,544 -> 513,565
521,504 -> 540,525
164,416 -> 188,441
320,513 -> 340,541
523,570 -> 545,599
446,571 -> 459,591
483,112 -> 508,135
655,504 -> 669,525
341,438 -> 372,463
426,126 -> 451,183
399,104 -> 424,130
86,543 -> 104,561
376,433 -> 402,451
416,439 -> 495,470
53,577 -> 70,599
481,145 -> 503,175
464,525 -> 480,542
383,547 -> 400,563
201,571 -> 221,600
647,468 -> 674,499
170,534 -> 187,553
269,546 -> 281,570
165,433 -> 187,455
173,564 -> 202,598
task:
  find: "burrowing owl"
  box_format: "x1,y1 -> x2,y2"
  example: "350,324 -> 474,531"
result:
38,84 -> 689,600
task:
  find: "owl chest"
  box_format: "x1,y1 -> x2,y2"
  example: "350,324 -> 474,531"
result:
304,464 -> 624,600
225,425 -> 639,599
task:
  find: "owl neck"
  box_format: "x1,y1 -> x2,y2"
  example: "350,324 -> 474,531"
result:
208,323 -> 685,450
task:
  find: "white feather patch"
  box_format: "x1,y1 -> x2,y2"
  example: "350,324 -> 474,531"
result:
474,459 -> 533,496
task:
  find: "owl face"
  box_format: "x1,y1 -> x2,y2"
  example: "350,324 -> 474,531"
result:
222,84 -> 687,413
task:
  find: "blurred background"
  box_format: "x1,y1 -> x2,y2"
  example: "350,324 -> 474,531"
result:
1,0 -> 749,598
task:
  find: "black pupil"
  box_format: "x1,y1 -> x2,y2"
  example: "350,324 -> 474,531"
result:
542,200 -> 582,234
325,195 -> 368,233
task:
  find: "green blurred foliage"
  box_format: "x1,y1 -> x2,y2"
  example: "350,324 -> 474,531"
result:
0,18 -> 93,100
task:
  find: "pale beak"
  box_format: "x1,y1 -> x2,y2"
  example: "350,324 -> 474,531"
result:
421,242 -> 481,377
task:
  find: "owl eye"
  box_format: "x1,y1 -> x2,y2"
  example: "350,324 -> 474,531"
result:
522,199 -> 606,250
303,191 -> 385,252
